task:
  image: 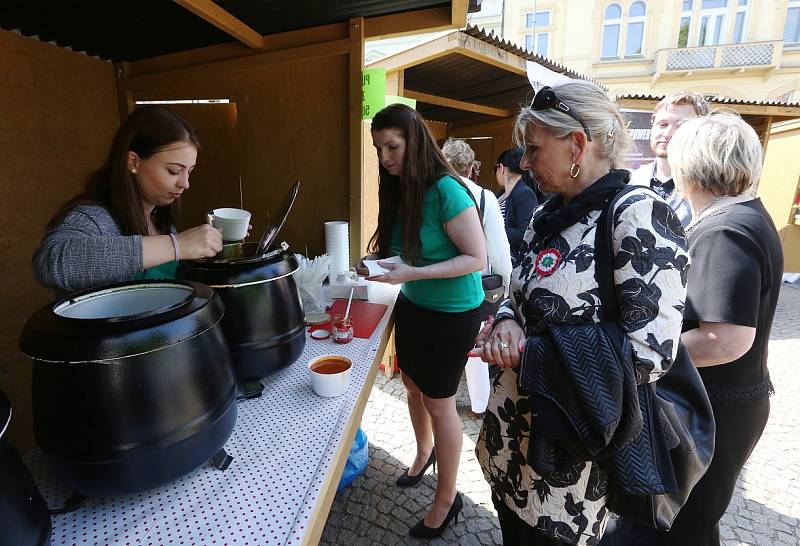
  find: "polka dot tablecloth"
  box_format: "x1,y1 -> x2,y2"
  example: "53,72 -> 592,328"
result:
27,283 -> 400,546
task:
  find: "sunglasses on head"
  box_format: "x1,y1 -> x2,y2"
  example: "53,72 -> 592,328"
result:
531,86 -> 592,141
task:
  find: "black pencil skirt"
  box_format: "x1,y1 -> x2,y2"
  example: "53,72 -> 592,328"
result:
394,293 -> 483,399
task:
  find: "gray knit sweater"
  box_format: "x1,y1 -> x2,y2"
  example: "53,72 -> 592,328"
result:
32,205 -> 144,292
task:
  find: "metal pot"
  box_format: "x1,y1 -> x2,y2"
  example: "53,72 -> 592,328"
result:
20,280 -> 237,497
0,390 -> 51,546
176,243 -> 306,384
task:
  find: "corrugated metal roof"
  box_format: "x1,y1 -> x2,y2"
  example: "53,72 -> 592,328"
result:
405,53 -> 535,110
402,27 -> 603,123
0,0 -> 459,62
463,25 -> 605,88
616,92 -> 800,108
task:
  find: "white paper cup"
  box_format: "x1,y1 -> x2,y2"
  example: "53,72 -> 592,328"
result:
207,208 -> 251,241
308,355 -> 352,397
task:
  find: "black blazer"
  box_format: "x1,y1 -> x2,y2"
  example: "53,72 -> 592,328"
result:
504,180 -> 538,263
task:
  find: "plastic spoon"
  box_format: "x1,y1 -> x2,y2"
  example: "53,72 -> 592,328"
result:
343,287 -> 355,322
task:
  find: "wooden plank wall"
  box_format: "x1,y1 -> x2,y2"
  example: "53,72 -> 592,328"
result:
453,116 -> 516,189
123,25 -> 353,259
0,30 -> 121,450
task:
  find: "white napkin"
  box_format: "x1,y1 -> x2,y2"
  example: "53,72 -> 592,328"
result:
364,255 -> 404,277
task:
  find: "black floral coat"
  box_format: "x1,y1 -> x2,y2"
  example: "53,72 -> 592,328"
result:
476,188 -> 689,545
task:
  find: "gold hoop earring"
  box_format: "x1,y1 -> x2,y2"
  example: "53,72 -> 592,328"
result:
569,163 -> 580,178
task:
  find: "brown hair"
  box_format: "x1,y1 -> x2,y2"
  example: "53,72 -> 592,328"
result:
47,105 -> 200,235
368,104 -> 462,265
652,91 -> 710,121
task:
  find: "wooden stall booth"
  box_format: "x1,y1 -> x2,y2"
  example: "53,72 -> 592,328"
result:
616,93 -> 800,272
362,24 -> 601,214
0,0 -> 475,480
1,3 -> 487,545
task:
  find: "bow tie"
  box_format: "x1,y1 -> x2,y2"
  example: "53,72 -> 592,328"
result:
650,178 -> 675,198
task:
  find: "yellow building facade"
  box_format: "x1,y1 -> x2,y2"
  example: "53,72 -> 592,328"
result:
499,0 -> 800,100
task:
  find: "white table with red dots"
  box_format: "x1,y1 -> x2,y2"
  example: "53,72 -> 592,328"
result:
27,283 -> 400,546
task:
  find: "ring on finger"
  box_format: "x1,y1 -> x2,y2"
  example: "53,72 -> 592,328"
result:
497,340 -> 509,351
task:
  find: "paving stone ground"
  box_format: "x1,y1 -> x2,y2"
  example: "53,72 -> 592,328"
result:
319,285 -> 800,546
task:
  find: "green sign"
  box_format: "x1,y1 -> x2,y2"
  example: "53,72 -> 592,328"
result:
385,95 -> 417,109
361,68 -> 418,119
362,68 -> 386,120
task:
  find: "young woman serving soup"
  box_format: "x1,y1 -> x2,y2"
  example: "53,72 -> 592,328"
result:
357,103 -> 486,538
33,106 -> 223,293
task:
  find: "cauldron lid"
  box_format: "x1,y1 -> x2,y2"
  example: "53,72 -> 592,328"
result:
20,280 -> 225,362
176,245 -> 299,287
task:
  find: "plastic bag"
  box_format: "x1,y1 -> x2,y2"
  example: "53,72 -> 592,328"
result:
337,428 -> 369,491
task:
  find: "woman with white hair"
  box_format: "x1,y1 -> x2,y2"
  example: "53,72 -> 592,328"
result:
473,80 -> 689,545
615,113 -> 782,546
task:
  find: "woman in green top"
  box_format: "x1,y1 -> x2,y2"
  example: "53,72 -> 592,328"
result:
359,104 -> 486,538
33,106 -> 223,292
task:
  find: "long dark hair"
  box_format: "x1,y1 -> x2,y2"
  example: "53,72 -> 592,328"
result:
497,146 -> 534,188
47,106 -> 200,235
368,104 -> 462,265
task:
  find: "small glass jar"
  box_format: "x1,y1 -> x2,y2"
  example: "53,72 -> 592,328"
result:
332,314 -> 354,344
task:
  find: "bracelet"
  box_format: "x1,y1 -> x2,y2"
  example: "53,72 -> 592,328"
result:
169,233 -> 180,261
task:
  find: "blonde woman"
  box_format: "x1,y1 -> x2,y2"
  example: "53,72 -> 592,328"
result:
607,113 -> 782,546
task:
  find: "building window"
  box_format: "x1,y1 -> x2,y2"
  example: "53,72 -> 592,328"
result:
678,0 -> 693,47
602,3 -> 623,58
679,0 -> 754,47
786,0 -> 800,43
733,0 -> 748,43
698,0 -> 728,46
625,2 -> 647,56
525,32 -> 550,56
525,9 -> 550,56
525,10 -> 550,28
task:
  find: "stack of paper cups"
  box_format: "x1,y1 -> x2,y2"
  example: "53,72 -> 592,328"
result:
325,221 -> 350,278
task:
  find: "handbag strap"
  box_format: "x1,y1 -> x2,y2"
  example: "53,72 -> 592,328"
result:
594,185 -> 660,319
478,188 -> 493,275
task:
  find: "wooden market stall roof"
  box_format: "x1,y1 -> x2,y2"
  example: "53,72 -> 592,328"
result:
0,0 -> 479,62
368,24 -> 602,126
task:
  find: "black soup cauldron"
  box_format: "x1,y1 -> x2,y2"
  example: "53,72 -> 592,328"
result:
20,280 -> 237,497
0,390 -> 51,546
177,243 -> 306,396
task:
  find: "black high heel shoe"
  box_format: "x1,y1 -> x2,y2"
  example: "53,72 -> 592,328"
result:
396,451 -> 436,487
409,492 -> 463,538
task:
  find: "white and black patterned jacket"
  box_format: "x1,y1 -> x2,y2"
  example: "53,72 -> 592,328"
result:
476,186 -> 689,545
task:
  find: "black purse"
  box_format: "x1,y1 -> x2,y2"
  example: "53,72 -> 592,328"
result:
478,189 -> 504,304
595,186 -> 716,531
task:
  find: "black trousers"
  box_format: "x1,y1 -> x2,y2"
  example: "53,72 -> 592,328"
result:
600,397 -> 770,546
492,494 -> 568,545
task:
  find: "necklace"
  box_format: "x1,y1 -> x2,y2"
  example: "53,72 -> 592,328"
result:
686,194 -> 754,234
694,196 -> 725,220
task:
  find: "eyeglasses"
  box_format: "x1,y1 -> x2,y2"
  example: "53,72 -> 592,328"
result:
531,86 -> 592,141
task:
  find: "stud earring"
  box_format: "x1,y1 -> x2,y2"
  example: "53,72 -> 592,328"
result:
130,168 -> 137,174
